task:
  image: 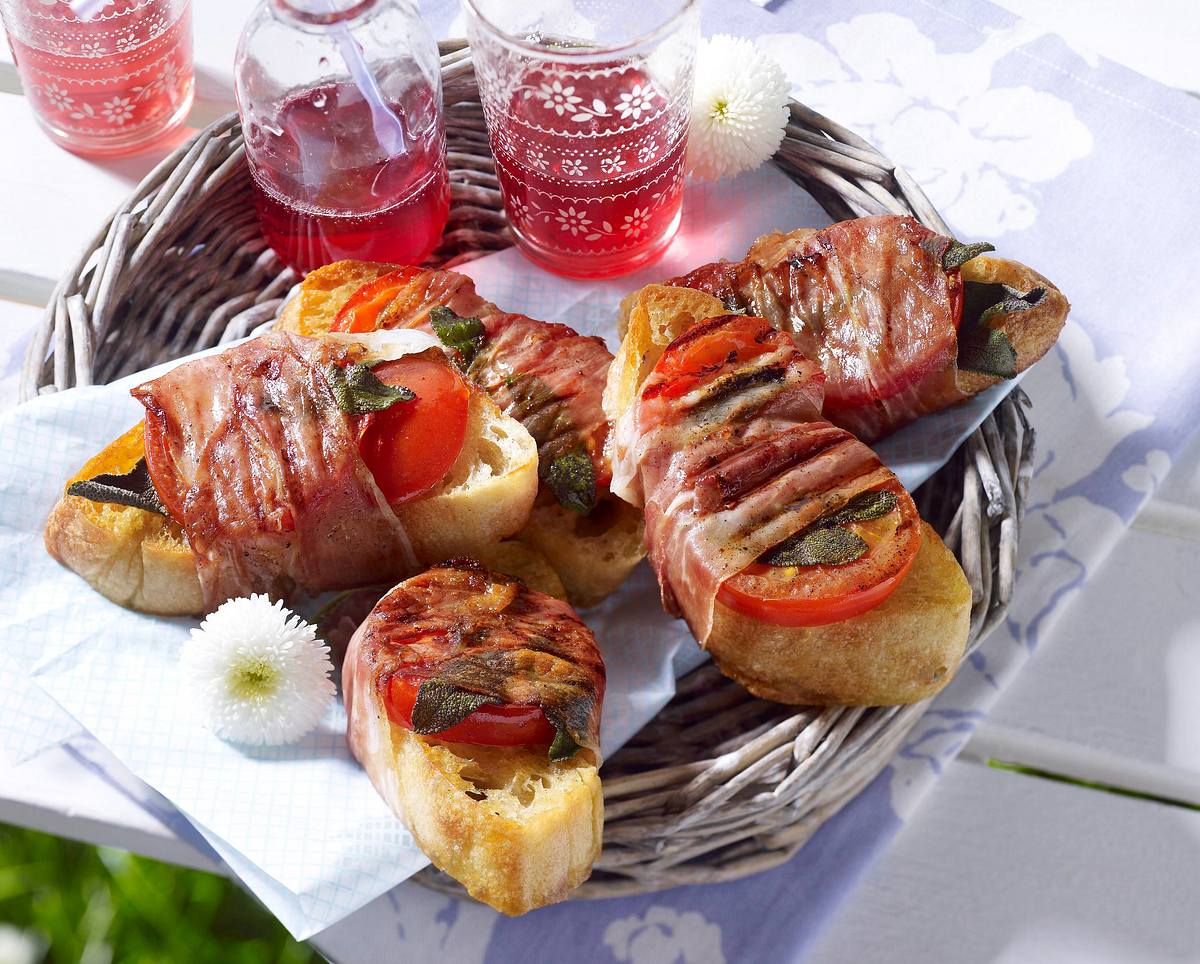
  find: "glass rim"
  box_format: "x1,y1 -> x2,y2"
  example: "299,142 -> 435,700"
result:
462,0 -> 698,61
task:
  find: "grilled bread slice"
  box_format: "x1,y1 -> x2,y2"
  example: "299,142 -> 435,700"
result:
45,389 -> 538,616
277,260 -> 645,608
607,284 -> 971,705
344,562 -> 605,915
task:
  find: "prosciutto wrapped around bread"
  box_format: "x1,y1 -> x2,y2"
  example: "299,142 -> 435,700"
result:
667,214 -> 1069,441
277,260 -> 646,606
607,288 -> 972,706
45,330 -> 538,614
344,559 -> 604,915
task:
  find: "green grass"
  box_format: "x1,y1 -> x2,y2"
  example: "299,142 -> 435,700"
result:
0,822 -> 318,963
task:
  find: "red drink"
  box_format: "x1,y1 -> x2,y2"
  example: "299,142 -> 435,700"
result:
244,80 -> 450,274
488,65 -> 687,278
4,0 -> 193,156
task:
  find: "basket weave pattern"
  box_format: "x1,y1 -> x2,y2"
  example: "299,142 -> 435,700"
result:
22,41 -> 1031,899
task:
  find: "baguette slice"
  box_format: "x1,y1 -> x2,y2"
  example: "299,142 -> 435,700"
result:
608,285 -> 972,705
708,522 -> 970,705
354,729 -> 602,915
45,389 -> 538,616
278,259 -> 646,608
344,562 -> 604,914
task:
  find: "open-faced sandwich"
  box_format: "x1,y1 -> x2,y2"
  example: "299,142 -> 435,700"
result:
45,329 -> 538,614
344,559 -> 604,915
275,260 -> 645,607
663,214 -> 1070,441
606,284 -> 973,705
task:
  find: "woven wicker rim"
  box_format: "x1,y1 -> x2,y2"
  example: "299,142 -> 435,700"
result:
21,40 -> 1031,901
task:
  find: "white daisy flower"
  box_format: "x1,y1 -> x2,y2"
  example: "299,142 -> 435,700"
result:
686,35 -> 790,182
182,594 -> 335,746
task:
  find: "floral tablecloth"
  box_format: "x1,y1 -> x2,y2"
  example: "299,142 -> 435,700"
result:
4,0 -> 1199,960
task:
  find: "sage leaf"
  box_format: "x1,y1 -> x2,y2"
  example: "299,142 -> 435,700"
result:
542,449 -> 597,515
941,240 -> 995,270
326,363 -> 414,415
430,305 -> 486,370
67,458 -> 167,517
958,326 -> 1018,378
549,726 -> 582,762
978,286 -> 1046,326
830,489 -> 898,525
410,680 -> 492,735
763,526 -> 870,568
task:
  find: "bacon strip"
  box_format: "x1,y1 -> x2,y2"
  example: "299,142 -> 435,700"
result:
669,215 -> 970,441
617,316 -> 901,643
344,560 -> 604,760
132,332 -> 418,610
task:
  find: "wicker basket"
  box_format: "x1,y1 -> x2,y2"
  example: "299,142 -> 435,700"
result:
21,40 -> 1032,900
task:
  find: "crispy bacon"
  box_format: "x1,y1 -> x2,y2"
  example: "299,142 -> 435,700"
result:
353,266 -> 615,504
669,215 -> 971,441
617,315 -> 901,643
132,332 -> 419,610
344,560 -> 604,758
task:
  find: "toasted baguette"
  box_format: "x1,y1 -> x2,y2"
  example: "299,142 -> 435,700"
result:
707,522 -> 971,705
609,286 -> 972,705
362,729 -> 602,915
279,259 -> 646,608
45,391 -> 538,616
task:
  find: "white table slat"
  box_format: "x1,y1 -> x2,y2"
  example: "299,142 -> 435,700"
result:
807,759 -> 1200,964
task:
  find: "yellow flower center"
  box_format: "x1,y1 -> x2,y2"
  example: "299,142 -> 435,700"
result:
229,658 -> 278,700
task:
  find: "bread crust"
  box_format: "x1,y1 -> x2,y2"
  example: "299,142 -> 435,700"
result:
47,389 -> 538,615
957,254 -> 1070,396
706,523 -> 971,706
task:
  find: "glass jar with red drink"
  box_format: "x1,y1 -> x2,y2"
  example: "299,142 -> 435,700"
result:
235,0 -> 450,274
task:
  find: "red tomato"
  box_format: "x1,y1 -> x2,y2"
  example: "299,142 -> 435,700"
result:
717,485 -> 922,627
332,267 -> 425,333
142,413 -> 184,523
648,315 -> 777,400
356,354 -> 469,505
385,674 -> 556,746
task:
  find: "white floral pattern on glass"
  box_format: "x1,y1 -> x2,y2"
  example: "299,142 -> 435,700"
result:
622,207 -> 651,238
560,157 -> 587,177
101,96 -> 134,125
554,206 -> 593,236
615,84 -> 655,120
79,41 -> 102,57
599,154 -> 626,174
637,140 -> 660,163
536,80 -> 583,117
526,148 -> 549,171
43,83 -> 74,113
114,33 -> 139,52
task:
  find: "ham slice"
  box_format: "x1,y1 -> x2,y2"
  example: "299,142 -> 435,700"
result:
132,332 -> 418,610
616,315 -> 901,644
669,215 -> 971,441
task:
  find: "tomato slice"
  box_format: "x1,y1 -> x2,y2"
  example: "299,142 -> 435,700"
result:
717,485 -> 922,627
332,267 -> 426,333
142,413 -> 185,523
648,315 -> 777,400
355,354 -> 469,505
385,674 -> 556,746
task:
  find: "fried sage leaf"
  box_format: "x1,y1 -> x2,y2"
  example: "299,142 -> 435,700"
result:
762,524 -> 870,567
325,363 -> 415,415
67,458 -> 167,516
957,281 -> 1045,378
549,726 -> 582,763
410,680 -> 493,735
542,449 -> 597,515
941,240 -> 995,270
430,305 -> 486,370
761,489 -> 898,567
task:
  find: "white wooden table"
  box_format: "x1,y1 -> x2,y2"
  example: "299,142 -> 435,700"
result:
3,2 -> 1199,961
